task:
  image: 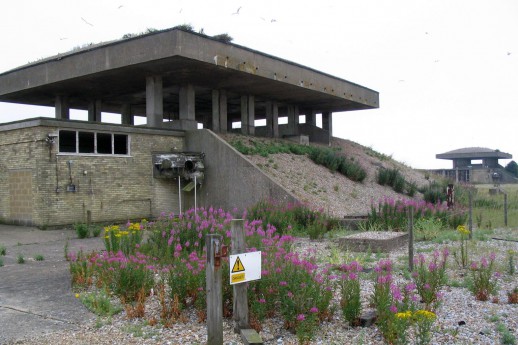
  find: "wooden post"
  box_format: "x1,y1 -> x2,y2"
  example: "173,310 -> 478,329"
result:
408,206 -> 414,272
206,234 -> 223,345
504,193 -> 508,227
468,190 -> 473,240
231,219 -> 249,331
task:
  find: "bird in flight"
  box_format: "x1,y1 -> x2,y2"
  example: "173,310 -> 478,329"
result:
81,17 -> 94,26
232,6 -> 241,15
118,5 -> 123,9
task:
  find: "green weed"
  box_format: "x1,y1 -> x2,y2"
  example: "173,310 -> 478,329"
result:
34,254 -> 45,261
17,254 -> 25,264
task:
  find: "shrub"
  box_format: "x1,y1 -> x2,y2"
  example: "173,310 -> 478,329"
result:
79,290 -> 122,316
17,254 -> 25,264
339,261 -> 363,325
368,197 -> 449,231
34,254 -> 45,261
414,217 -> 444,240
412,249 -> 449,311
75,223 -> 89,239
469,253 -> 499,301
108,252 -> 155,303
103,221 -> 145,256
0,245 -> 6,256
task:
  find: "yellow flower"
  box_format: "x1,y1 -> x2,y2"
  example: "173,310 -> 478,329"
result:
414,310 -> 436,320
457,225 -> 470,236
75,293 -> 80,299
395,311 -> 412,319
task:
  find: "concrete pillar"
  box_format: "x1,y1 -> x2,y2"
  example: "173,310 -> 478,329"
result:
307,109 -> 317,126
219,90 -> 228,134
287,105 -> 299,135
121,104 -> 134,125
178,84 -> 197,130
265,101 -> 273,137
88,99 -> 102,122
146,76 -> 163,127
179,84 -> 195,121
211,90 -> 220,132
240,95 -> 249,135
266,101 -> 279,138
322,111 -> 333,137
272,101 -> 279,138
248,95 -> 255,136
55,95 -> 69,120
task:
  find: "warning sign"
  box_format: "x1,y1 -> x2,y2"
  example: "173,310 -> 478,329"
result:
232,256 -> 245,273
229,251 -> 261,285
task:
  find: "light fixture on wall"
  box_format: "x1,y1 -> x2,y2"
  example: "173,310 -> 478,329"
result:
46,132 -> 58,145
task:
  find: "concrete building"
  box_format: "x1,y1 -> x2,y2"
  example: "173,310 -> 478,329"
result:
0,28 -> 378,227
433,147 -> 516,184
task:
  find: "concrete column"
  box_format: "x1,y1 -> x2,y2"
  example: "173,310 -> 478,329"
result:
219,90 -> 227,134
55,95 -> 69,120
179,84 -> 195,121
88,99 -> 102,122
322,111 -> 333,137
211,90 -> 220,132
121,104 -> 134,125
248,95 -> 255,136
265,101 -> 273,137
307,109 -> 317,126
146,76 -> 163,127
240,95 -> 248,135
178,84 -> 197,130
272,101 -> 279,138
287,105 -> 299,135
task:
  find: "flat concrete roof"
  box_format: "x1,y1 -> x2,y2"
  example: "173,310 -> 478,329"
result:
0,28 -> 378,120
436,147 -> 512,160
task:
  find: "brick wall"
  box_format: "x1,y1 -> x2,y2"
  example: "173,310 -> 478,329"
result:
0,119 -> 185,227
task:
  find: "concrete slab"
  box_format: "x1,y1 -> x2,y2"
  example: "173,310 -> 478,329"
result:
0,224 -> 104,344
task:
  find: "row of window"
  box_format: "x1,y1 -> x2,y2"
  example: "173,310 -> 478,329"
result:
59,130 -> 129,155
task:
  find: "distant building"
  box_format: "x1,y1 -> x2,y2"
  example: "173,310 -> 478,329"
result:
0,28 -> 378,227
433,147 -> 516,184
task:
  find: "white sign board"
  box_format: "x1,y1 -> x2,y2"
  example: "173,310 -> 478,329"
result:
229,251 -> 261,285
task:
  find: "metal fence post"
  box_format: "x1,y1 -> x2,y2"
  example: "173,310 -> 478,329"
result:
231,219 -> 249,331
504,192 -> 508,227
468,190 -> 473,240
206,234 -> 223,345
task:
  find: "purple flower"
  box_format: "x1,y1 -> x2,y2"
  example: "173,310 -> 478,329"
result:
259,298 -> 266,304
279,281 -> 287,286
481,257 -> 488,268
296,314 -> 305,321
310,307 -> 319,313
405,283 -> 416,292
489,252 -> 496,261
389,305 -> 398,313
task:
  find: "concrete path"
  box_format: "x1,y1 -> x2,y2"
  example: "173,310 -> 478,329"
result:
0,225 -> 104,344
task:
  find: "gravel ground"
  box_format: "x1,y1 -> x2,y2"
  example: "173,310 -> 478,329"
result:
227,134 -> 430,218
8,230 -> 517,345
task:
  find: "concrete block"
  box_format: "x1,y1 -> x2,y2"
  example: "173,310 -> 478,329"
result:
240,329 -> 263,345
338,232 -> 408,253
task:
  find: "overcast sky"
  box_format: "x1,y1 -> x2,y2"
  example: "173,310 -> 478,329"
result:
1,0 -> 517,169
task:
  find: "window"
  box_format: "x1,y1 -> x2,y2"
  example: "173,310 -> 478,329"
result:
58,130 -> 129,155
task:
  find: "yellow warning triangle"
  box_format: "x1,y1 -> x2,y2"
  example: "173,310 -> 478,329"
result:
232,256 -> 245,273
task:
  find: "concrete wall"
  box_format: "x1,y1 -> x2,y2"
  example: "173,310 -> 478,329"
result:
0,119 -> 185,227
185,129 -> 298,214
